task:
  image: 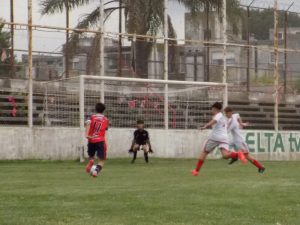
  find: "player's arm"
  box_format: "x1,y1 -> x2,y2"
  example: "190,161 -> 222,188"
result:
237,116 -> 249,128
199,119 -> 217,130
129,131 -> 136,152
130,139 -> 135,150
146,139 -> 153,153
145,132 -> 153,153
85,120 -> 91,139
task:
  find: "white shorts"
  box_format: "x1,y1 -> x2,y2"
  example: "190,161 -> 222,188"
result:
203,139 -> 229,153
230,141 -> 249,153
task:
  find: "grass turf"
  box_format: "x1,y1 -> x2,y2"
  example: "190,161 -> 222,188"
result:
0,159 -> 299,225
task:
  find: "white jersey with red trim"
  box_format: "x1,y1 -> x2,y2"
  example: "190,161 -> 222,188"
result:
227,113 -> 244,143
208,112 -> 229,143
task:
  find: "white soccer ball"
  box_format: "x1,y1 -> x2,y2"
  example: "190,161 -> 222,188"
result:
90,165 -> 97,175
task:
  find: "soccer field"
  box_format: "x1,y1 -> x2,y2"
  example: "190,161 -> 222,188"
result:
0,159 -> 299,225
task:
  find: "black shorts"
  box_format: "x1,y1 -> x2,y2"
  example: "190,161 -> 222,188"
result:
87,141 -> 107,160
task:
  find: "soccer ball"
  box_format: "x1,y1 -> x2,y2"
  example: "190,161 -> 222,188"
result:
90,165 -> 97,175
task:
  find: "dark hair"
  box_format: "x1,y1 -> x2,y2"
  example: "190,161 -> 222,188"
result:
137,119 -> 144,125
224,106 -> 233,112
211,102 -> 222,110
95,102 -> 106,113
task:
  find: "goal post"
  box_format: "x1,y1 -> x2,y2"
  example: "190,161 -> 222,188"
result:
41,75 -> 228,130
80,75 -> 228,130
41,75 -> 227,162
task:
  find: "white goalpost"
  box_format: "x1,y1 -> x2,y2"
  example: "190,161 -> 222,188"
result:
41,75 -> 227,161
42,75 -> 228,129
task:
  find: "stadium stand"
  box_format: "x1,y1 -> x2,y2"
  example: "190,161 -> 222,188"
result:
1,88 -> 300,130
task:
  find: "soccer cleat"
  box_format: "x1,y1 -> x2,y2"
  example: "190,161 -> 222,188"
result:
91,170 -> 98,177
191,169 -> 199,176
238,150 -> 247,164
258,167 -> 265,174
85,159 -> 94,173
131,159 -> 135,164
228,157 -> 238,165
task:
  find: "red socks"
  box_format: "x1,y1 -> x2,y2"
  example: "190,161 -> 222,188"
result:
195,160 -> 204,172
230,152 -> 238,159
252,160 -> 264,169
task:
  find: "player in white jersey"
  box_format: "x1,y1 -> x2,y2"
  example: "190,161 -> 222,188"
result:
192,102 -> 246,176
224,107 -> 265,173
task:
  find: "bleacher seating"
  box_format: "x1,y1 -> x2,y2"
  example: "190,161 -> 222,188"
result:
0,89 -> 299,130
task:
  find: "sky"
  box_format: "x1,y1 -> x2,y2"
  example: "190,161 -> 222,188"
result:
0,0 -> 186,59
1,0 -> 300,60
240,0 -> 300,11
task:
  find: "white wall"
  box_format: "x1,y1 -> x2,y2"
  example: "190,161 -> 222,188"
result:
0,127 -> 300,160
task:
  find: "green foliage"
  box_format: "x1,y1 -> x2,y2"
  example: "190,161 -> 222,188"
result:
124,0 -> 163,36
178,0 -> 242,34
39,0 -> 91,14
0,159 -> 299,225
0,20 -> 10,48
292,78 -> 300,92
0,19 -> 12,76
39,0 -> 241,76
252,75 -> 274,85
242,8 -> 300,40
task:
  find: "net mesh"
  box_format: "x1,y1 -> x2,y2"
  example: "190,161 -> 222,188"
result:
42,78 -> 80,127
41,76 -> 226,129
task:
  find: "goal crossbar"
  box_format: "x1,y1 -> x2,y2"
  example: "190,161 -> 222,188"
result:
79,74 -> 228,132
80,75 -> 228,87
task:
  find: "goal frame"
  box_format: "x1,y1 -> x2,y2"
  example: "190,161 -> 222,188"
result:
76,74 -> 228,162
79,74 -> 228,131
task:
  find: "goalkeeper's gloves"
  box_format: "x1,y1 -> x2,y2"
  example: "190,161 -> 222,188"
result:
149,148 -> 154,153
128,149 -> 134,153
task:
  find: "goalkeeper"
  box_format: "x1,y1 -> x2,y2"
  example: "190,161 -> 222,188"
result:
129,120 -> 153,163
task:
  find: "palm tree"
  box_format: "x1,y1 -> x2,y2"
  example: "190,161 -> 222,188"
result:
0,19 -> 12,77
39,0 -> 241,78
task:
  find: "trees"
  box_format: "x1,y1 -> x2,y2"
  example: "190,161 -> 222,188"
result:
39,0 -> 241,77
242,8 -> 300,40
0,19 -> 12,77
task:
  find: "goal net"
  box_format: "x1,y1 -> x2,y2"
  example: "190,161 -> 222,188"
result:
41,76 -> 227,129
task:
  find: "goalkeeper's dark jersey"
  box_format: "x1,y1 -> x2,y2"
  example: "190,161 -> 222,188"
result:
134,129 -> 149,145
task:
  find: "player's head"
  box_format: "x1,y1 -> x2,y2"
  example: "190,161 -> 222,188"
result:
224,106 -> 233,118
95,102 -> 106,113
211,102 -> 222,115
136,119 -> 144,130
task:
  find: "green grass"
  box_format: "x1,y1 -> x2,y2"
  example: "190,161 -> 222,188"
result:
0,159 -> 299,225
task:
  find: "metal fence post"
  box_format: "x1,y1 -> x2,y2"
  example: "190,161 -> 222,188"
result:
222,0 -> 228,107
27,0 -> 33,128
99,0 -> 105,103
79,75 -> 85,162
164,0 -> 169,130
273,0 -> 279,132
223,83 -> 228,108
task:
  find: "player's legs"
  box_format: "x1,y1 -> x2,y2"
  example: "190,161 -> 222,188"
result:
220,148 -> 238,159
192,140 -> 215,176
143,144 -> 150,163
228,142 -> 257,165
92,142 -> 106,177
220,142 -> 247,163
86,142 -> 96,173
244,153 -> 265,173
192,151 -> 209,176
131,143 -> 140,163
